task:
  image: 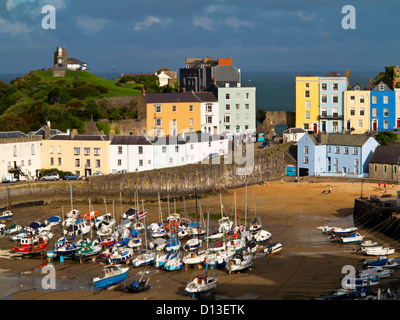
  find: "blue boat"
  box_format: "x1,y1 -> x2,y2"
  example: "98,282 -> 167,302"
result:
166,238 -> 180,252
93,264 -> 129,290
0,211 -> 13,221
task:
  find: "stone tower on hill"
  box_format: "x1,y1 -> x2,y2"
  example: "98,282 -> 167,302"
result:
53,46 -> 67,77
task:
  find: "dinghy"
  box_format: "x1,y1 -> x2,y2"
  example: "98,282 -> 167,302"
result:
264,242 -> 282,255
126,277 -> 150,293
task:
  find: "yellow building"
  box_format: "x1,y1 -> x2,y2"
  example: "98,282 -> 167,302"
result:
137,92 -> 205,137
41,129 -> 111,177
295,75 -> 320,132
344,83 -> 370,134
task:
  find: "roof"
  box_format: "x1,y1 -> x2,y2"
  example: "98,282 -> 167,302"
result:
372,81 -> 392,92
48,134 -> 109,141
369,146 -> 400,164
283,128 -> 306,134
143,92 -> 217,103
323,70 -> 343,77
155,67 -> 171,74
348,83 -> 367,91
67,58 -> 86,65
306,133 -> 373,147
214,81 -> 249,88
29,126 -> 63,137
0,131 -> 27,139
151,136 -> 187,145
110,135 -> 152,145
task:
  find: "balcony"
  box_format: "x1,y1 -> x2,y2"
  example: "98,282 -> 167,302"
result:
318,113 -> 344,120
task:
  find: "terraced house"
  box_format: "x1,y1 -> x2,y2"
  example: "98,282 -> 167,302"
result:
370,81 -> 396,132
295,75 -> 320,133
343,82 -> 370,134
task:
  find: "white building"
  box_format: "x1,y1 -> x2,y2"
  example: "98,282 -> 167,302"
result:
282,128 -> 307,143
110,135 -> 153,173
152,136 -> 187,169
0,132 -> 42,182
183,133 -> 230,164
196,92 -> 220,135
67,58 -> 87,71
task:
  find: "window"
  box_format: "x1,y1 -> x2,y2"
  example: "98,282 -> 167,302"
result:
245,93 -> 250,100
305,83 -> 309,88
117,159 -> 122,166
175,146 -> 179,152
236,93 -> 240,100
372,96 -> 377,104
169,157 -> 173,164
360,96 -> 365,103
332,95 -> 339,103
379,84 -> 385,91
353,148 -> 358,155
50,146 -> 53,154
344,147 -> 349,155
154,105 -> 162,113
332,108 -> 339,118
305,101 -> 311,109
327,146 -> 331,153
332,83 -> 338,90
374,164 -> 377,173
226,104 -> 230,111
334,166 -> 338,173
245,104 -> 250,110
303,123 -> 309,130
384,108 -> 389,117
360,108 -> 365,116
206,116 -> 212,124
75,159 -> 80,167
332,121 -> 338,132
118,146 -> 123,154
57,146 -> 61,154
225,93 -> 230,99
395,165 -> 397,175
236,114 -> 241,122
28,160 -> 31,166
245,114 -> 250,123
189,105 -> 194,112
303,156 -> 309,164
372,108 -> 377,117
321,108 -> 327,117
172,105 -> 176,112
31,144 -> 35,155
384,165 -> 387,174
155,118 -> 162,127
74,147 -> 80,155
384,120 -> 389,129
354,167 -> 359,174
224,115 -> 231,123
189,118 -> 193,125
335,147 -> 340,154
304,146 -> 308,154
138,146 -> 143,154
94,148 -> 101,156
139,159 -> 143,167
96,159 -> 100,168
162,146 -> 167,153
321,83 -> 327,90
236,104 -> 240,110
305,90 -> 310,98
58,158 -> 61,166
321,95 -> 327,103
86,159 -> 90,167
334,158 -> 338,165
50,157 -> 54,165
84,148 -> 90,155
350,96 -> 355,104
206,105 -> 212,112
358,120 -> 363,128
354,159 -> 359,166
305,111 -> 310,120
350,108 -> 355,116
172,119 -> 177,126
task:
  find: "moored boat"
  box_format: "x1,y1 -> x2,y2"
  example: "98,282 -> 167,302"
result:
264,242 -> 282,255
93,264 -> 129,291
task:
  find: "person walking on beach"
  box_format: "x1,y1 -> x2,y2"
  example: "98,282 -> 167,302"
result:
328,188 -> 332,194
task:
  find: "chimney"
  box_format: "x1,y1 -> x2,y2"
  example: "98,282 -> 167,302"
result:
368,77 -> 371,90
142,88 -> 146,95
345,69 -> 349,88
109,129 -> 115,141
296,72 -> 299,77
44,124 -> 50,140
71,129 -> 78,139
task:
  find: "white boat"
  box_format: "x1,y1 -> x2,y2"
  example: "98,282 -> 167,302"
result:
64,219 -> 91,237
184,238 -> 203,251
182,250 -> 207,265
205,249 -> 235,268
358,267 -> 394,280
341,233 -> 364,244
317,226 -> 357,235
0,211 -> 13,221
105,247 -> 133,264
154,252 -> 170,268
128,237 -> 142,249
225,251 -> 253,274
254,229 -> 272,243
361,240 -> 378,247
148,238 -> 166,251
218,217 -> 233,234
45,216 -> 61,227
163,252 -> 184,271
362,247 -> 395,256
132,251 -> 156,267
6,224 -> 22,235
185,274 -> 218,294
225,238 -> 245,251
264,242 -> 282,255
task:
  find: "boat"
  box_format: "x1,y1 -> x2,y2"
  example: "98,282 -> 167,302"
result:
185,274 -> 218,295
317,226 -> 357,235
254,229 -> 272,243
148,238 -> 166,251
0,210 -> 13,221
93,264 -> 129,291
205,249 -> 235,268
166,237 -> 180,252
122,207 -> 137,220
80,210 -> 99,221
75,238 -> 102,259
5,224 -> 22,235
132,251 -> 156,267
363,256 -> 400,268
154,252 -> 170,268
64,218 -> 91,237
128,237 -> 142,249
49,236 -> 77,258
182,250 -> 207,266
125,277 -> 150,293
361,246 -> 395,256
321,287 -> 367,300
225,238 -> 245,251
343,275 -> 379,289
12,235 -> 49,255
106,247 -> 133,264
218,217 -> 233,234
264,242 -> 282,255
45,215 -> 61,227
163,252 -> 184,271
225,250 -> 253,274
361,240 -> 378,247
184,238 -> 202,251
341,233 -> 364,244
358,267 -> 394,280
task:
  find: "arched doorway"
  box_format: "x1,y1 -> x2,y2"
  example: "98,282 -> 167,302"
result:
346,119 -> 351,131
372,119 -> 378,132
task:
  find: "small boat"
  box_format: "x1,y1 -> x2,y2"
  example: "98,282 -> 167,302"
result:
106,247 -> 133,264
165,237 -> 180,252
93,264 -> 129,291
184,238 -> 202,251
225,238 -> 245,251
182,250 -> 207,266
225,250 -> 253,274
125,278 -> 150,293
343,275 -> 379,289
5,224 -> 22,235
148,238 -> 166,251
218,217 -> 233,234
80,210 -> 99,221
75,238 -> 102,259
64,219 -> 91,237
0,211 -> 13,221
132,251 -> 156,267
154,252 -> 170,268
321,287 -> 366,300
358,267 -> 394,280
317,226 -> 357,235
49,236 -> 77,258
128,237 -> 142,249
341,233 -> 364,244
122,208 -> 137,220
362,246 -> 395,256
363,256 -> 400,268
185,274 -> 218,295
254,229 -> 272,243
163,252 -> 184,271
361,240 -> 378,247
205,249 -> 235,268
45,216 -> 61,227
12,236 -> 49,255
264,242 -> 282,255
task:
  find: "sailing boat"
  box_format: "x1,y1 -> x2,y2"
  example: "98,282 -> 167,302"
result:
185,210 -> 218,296
249,190 -> 262,233
253,192 -> 272,243
225,249 -> 253,274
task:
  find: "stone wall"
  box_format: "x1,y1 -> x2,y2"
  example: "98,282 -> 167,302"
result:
257,111 -> 296,134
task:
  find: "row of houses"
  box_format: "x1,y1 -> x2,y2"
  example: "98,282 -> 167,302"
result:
0,125 -> 230,182
295,69 -> 400,134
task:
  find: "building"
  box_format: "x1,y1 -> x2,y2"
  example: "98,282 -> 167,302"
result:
395,86 -> 400,128
295,75 -> 320,133
209,81 -> 256,135
154,67 -> 178,87
343,82 -> 370,134
297,133 -> 379,177
53,46 -> 67,77
368,146 -> 400,181
41,129 -> 111,177
282,128 -> 307,143
0,131 -> 42,182
151,136 -> 187,169
370,81 -> 396,132
179,57 -> 241,92
67,58 -> 87,71
318,70 -> 349,133
137,91 -> 218,137
109,135 -> 153,173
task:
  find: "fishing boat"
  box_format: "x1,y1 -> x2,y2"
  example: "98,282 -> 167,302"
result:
12,235 -> 49,255
185,274 -> 218,295
0,210 -> 13,221
361,240 -> 378,247
358,267 -> 394,280
341,233 -> 364,244
361,246 -> 395,256
225,250 -> 253,274
48,236 -> 78,258
125,277 -> 150,293
264,242 -> 282,255
93,264 -> 129,291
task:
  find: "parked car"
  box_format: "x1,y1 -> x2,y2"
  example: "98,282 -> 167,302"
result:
392,128 -> 400,133
63,174 -> 82,180
90,171 -> 103,177
40,172 -> 60,181
258,140 -> 270,149
203,153 -> 220,161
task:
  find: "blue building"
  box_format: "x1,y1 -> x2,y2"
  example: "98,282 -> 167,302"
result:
297,133 -> 379,177
319,71 -> 348,133
370,81 -> 396,132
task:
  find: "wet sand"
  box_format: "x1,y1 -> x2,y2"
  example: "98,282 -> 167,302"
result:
1,179 -> 400,301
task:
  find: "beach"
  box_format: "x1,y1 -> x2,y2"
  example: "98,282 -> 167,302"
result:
1,179 -> 399,301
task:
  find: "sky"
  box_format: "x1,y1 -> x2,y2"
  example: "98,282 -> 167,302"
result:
1,0 -> 400,76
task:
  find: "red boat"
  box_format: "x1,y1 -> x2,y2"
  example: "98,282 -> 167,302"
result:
12,236 -> 49,255
80,210 -> 99,221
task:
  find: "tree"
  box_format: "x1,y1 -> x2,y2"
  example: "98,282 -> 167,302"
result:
256,109 -> 266,124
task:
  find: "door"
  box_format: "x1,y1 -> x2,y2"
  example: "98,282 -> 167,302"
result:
313,123 -> 318,134
372,120 -> 377,131
347,120 -> 351,131
321,121 -> 326,132
397,118 -> 400,128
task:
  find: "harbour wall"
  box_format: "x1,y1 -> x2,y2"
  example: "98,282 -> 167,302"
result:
0,144 -> 296,207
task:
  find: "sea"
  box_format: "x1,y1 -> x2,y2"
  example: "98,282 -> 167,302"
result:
0,70 -> 380,113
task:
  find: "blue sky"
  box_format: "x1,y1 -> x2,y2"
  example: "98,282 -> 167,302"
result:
1,0 -> 399,75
